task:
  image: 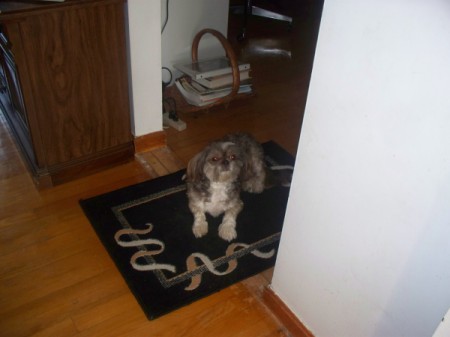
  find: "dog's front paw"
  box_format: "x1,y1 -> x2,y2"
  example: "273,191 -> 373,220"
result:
193,219 -> 208,238
218,222 -> 237,242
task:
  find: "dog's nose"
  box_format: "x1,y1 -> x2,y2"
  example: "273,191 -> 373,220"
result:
222,159 -> 229,167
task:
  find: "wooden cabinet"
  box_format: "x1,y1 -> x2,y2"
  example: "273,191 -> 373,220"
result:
0,0 -> 134,188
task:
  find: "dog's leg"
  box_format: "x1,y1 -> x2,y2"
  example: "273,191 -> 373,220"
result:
242,162 -> 266,193
218,200 -> 243,241
192,210 -> 208,238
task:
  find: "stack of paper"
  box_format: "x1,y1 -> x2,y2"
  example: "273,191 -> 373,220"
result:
173,57 -> 252,106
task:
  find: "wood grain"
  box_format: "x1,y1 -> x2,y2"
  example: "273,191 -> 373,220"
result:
0,0 -> 134,187
19,1 -> 131,164
134,131 -> 167,153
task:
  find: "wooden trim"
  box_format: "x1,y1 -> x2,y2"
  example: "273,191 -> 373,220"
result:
263,286 -> 315,337
0,0 -> 126,20
134,131 -> 167,153
30,142 -> 135,188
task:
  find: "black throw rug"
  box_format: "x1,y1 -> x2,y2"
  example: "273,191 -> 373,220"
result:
80,141 -> 294,320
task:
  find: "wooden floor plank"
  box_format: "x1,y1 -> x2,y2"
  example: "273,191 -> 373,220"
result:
31,319 -> 79,337
134,151 -> 170,177
151,146 -> 185,172
0,221 -> 97,279
0,268 -> 127,337
71,292 -> 139,332
0,248 -> 113,314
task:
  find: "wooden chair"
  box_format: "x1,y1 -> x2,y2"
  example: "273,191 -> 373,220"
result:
231,0 -> 293,40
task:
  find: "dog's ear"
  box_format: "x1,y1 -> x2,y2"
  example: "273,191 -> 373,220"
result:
186,150 -> 207,182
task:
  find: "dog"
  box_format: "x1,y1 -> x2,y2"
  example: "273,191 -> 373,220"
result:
185,132 -> 292,241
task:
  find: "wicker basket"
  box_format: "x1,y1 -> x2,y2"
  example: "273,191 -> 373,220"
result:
167,28 -> 252,113
191,28 -> 240,106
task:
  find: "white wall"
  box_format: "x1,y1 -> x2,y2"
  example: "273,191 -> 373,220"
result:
271,1 -> 450,337
161,0 -> 230,83
126,1 -> 162,137
125,1 -> 229,137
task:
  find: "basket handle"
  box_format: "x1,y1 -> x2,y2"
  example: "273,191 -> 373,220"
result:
191,29 -> 240,104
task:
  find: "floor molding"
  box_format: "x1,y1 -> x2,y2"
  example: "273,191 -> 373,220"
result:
134,131 -> 166,153
263,286 -> 314,337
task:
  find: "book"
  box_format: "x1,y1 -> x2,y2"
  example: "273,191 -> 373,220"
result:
175,78 -> 212,107
175,77 -> 252,107
174,56 -> 250,80
194,69 -> 251,89
188,79 -> 252,97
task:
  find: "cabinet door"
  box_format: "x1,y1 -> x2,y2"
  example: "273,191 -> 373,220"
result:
16,1 -> 132,166
0,28 -> 40,171
0,33 -> 29,131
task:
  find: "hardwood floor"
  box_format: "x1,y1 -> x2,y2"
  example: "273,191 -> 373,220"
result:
166,0 -> 321,164
0,114 -> 285,336
0,1 -> 322,336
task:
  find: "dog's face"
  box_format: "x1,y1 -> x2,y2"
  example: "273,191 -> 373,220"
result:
187,141 -> 244,184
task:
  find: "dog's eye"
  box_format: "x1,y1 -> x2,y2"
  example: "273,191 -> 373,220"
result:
211,156 -> 220,162
228,154 -> 236,160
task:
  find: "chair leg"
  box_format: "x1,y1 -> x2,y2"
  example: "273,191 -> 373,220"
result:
236,0 -> 252,41
231,0 -> 293,41
251,6 -> 292,23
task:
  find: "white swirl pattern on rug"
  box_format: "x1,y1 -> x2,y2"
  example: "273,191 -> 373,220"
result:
114,222 -> 276,291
